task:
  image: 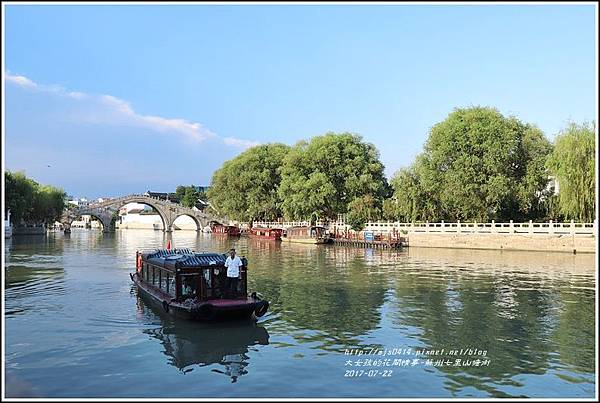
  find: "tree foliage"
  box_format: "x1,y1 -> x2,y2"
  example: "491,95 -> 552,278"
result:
174,185 -> 206,208
4,171 -> 67,225
207,143 -> 290,222
278,132 -> 390,222
173,185 -> 201,208
391,107 -> 553,222
546,122 -> 596,222
346,194 -> 381,230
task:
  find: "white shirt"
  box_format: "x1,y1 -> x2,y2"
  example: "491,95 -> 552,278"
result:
225,255 -> 243,278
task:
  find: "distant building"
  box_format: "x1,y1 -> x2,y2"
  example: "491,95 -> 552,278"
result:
68,197 -> 89,208
535,176 -> 560,201
194,185 -> 210,193
192,199 -> 211,212
71,215 -> 102,229
546,176 -> 560,195
4,209 -> 12,238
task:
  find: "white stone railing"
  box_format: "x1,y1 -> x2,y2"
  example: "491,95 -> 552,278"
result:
252,220 -> 327,229
331,220 -> 596,236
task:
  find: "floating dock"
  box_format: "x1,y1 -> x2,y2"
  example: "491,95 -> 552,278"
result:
332,237 -> 408,249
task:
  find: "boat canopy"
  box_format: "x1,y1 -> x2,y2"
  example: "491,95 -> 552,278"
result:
141,249 -> 229,270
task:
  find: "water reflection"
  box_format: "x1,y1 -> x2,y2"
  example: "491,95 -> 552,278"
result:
391,248 -> 596,397
250,243 -> 388,351
137,296 -> 269,383
5,233 -> 66,317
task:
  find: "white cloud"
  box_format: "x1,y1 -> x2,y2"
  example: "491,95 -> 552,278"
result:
95,94 -> 216,143
67,91 -> 87,100
5,71 -> 257,147
5,72 -> 38,88
223,136 -> 261,149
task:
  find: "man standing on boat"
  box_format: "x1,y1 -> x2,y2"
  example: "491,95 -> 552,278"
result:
224,248 -> 243,298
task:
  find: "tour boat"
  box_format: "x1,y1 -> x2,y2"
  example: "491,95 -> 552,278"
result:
130,248 -> 269,321
212,224 -> 241,236
247,227 -> 282,241
283,225 -> 332,244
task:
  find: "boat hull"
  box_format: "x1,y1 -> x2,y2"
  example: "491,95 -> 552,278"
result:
131,273 -> 266,322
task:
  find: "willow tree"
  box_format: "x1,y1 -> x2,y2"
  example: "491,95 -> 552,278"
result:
546,122 -> 596,222
207,143 -> 290,222
278,132 -> 390,222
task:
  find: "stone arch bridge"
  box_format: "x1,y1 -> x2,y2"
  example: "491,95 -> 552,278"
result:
61,194 -> 228,233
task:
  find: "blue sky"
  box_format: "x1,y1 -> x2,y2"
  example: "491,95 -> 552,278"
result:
4,4 -> 597,198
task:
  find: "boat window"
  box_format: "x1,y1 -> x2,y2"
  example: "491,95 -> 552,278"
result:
160,269 -> 168,291
203,268 -> 211,294
180,274 -> 198,300
152,267 -> 156,285
166,274 -> 176,298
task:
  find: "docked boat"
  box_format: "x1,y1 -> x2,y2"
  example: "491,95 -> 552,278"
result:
248,227 -> 282,241
283,225 -> 331,244
131,248 -> 269,321
212,224 -> 240,236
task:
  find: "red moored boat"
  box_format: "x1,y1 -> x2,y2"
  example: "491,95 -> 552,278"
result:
130,248 -> 269,321
248,227 -> 282,241
212,224 -> 240,236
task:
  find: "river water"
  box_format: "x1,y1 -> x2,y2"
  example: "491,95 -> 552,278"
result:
3,229 -> 596,398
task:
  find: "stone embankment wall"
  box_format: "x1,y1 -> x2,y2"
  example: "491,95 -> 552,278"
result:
407,232 -> 596,253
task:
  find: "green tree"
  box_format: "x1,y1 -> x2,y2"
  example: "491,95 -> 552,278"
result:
5,171 -> 35,224
391,107 -> 553,222
546,121 -> 596,222
346,194 -> 381,230
381,198 -> 398,221
181,187 -> 200,208
278,132 -> 390,222
4,171 -> 66,225
207,143 -> 290,222
174,185 -> 188,201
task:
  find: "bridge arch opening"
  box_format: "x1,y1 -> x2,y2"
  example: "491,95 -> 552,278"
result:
116,202 -> 168,231
172,214 -> 203,231
68,213 -> 108,231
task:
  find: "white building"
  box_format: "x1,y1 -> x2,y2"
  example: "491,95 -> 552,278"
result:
71,215 -> 102,229
4,210 -> 12,238
68,197 -> 89,208
546,176 -> 560,195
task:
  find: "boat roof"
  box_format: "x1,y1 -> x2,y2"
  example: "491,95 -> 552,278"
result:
141,248 -> 228,269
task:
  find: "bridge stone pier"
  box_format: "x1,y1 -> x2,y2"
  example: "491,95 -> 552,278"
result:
61,194 -> 227,233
